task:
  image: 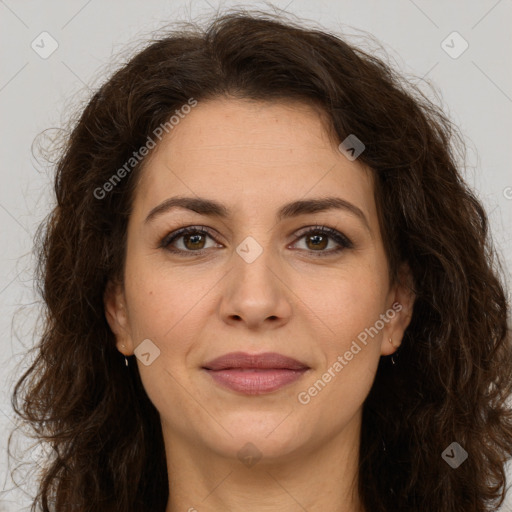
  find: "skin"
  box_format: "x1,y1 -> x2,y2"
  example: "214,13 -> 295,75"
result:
105,97 -> 415,512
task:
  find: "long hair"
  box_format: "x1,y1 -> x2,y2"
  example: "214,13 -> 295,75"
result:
10,10 -> 512,512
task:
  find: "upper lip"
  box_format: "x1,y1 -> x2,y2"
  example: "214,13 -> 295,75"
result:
202,352 -> 309,371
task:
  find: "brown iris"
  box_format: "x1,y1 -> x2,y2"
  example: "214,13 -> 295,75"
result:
184,233 -> 206,250
306,233 -> 328,250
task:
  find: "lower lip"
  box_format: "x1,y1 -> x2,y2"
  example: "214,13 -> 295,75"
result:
204,368 -> 308,395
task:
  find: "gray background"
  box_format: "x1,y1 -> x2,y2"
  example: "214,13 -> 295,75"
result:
1,0 -> 511,510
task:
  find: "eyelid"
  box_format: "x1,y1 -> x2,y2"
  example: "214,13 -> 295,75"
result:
292,225 -> 353,247
289,225 -> 354,255
159,225 -> 219,250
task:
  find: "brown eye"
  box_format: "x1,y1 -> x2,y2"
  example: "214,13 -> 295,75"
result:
161,226 -> 220,254
291,226 -> 353,256
182,232 -> 206,250
305,233 -> 329,250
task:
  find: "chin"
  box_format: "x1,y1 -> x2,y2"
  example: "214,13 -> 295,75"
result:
200,413 -> 311,461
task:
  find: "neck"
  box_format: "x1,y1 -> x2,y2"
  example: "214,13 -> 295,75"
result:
163,412 -> 364,512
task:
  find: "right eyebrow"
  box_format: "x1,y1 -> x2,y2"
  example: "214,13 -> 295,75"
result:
145,196 -> 229,224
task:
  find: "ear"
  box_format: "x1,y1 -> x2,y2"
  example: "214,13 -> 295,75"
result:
104,280 -> 134,356
380,262 -> 416,356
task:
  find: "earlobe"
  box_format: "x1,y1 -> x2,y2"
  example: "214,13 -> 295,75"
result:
395,262 -> 416,329
103,280 -> 132,354
381,263 -> 416,355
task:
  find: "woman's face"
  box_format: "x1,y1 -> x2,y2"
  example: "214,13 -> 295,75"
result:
106,97 -> 414,462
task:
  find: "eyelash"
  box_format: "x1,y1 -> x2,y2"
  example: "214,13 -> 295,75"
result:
159,225 -> 354,257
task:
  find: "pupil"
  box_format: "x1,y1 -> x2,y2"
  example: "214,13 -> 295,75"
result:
308,234 -> 327,250
186,233 -> 204,249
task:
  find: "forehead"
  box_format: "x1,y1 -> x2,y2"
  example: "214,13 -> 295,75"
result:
132,98 -> 376,224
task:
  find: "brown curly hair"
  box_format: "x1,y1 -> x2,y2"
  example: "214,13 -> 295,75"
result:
9,9 -> 512,512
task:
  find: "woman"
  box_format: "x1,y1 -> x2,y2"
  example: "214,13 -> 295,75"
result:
10,9 -> 512,512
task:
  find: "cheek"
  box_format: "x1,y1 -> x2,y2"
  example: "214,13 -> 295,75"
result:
317,264 -> 388,334
299,278 -> 385,420
303,262 -> 388,399
123,263 -> 207,411
123,256 -> 220,364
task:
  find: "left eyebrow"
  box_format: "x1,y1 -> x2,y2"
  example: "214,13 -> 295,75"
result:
276,197 -> 370,233
144,195 -> 371,233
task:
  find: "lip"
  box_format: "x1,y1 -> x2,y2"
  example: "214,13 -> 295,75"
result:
202,352 -> 310,395
203,351 -> 309,371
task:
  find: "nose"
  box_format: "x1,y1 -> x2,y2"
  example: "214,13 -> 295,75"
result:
219,243 -> 293,331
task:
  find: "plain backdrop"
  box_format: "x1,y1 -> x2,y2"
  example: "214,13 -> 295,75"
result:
1,0 -> 511,510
